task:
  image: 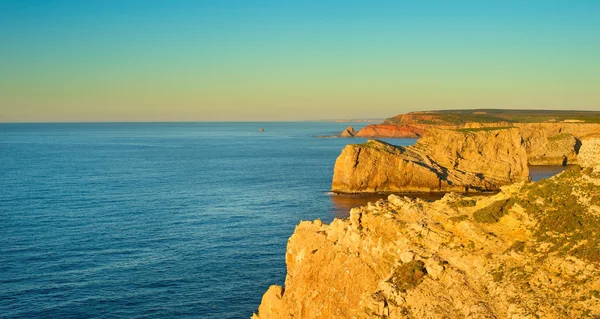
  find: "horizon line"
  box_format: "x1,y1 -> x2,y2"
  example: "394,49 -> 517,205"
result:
0,119 -> 385,124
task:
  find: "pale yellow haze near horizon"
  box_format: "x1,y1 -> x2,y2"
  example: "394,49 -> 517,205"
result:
3,48 -> 600,122
3,67 -> 600,122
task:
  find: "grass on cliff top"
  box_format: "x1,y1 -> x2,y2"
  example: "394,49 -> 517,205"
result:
384,109 -> 600,125
454,126 -> 514,133
547,133 -> 574,142
473,199 -> 515,223
469,167 -> 600,263
517,167 -> 600,262
387,260 -> 427,292
357,139 -> 403,154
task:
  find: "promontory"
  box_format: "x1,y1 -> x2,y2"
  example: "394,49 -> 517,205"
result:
332,127 -> 529,193
253,137 -> 600,318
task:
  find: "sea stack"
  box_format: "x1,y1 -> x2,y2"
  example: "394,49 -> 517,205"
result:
340,126 -> 356,137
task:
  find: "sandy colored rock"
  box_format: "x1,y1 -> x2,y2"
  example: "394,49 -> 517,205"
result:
353,111 -> 600,166
355,124 -> 428,138
578,135 -> 600,168
340,126 -> 357,137
332,128 -> 529,193
254,167 -> 600,318
514,123 -> 600,165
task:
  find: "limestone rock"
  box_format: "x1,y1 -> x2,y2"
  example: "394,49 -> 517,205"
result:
355,124 -> 427,138
353,111 -> 600,166
578,136 -> 600,168
340,126 -> 356,137
331,128 -> 530,193
254,167 -> 600,318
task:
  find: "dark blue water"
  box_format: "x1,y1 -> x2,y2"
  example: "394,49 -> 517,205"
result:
0,122 -> 416,319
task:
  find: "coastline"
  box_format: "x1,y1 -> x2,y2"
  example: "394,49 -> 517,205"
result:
253,115 -> 600,318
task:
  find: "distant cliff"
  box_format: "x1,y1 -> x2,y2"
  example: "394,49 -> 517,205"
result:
354,124 -> 428,138
253,138 -> 600,318
331,128 -> 529,194
353,110 -> 600,165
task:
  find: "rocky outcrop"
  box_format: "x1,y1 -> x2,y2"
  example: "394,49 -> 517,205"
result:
332,128 -> 529,193
355,124 -> 429,138
578,135 -> 600,168
514,123 -> 599,165
352,111 -> 600,165
254,167 -> 600,318
340,126 -> 357,137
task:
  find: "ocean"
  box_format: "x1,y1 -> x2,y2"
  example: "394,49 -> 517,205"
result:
0,122 -> 416,319
0,122 -> 566,319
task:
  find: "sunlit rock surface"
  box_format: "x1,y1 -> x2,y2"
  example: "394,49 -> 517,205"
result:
254,166 -> 600,319
332,128 -> 529,193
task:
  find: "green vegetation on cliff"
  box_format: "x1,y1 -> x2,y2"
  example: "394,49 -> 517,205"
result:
385,109 -> 600,125
470,166 -> 600,263
455,126 -> 514,132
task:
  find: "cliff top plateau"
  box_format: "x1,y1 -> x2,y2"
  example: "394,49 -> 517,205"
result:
385,109 -> 600,126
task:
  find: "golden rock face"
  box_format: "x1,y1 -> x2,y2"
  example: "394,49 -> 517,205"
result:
331,128 -> 530,194
578,136 -> 600,168
253,158 -> 600,318
355,116 -> 600,166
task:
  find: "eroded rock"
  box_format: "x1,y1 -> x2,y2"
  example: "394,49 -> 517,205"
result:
578,136 -> 600,168
331,128 -> 529,193
253,167 -> 600,319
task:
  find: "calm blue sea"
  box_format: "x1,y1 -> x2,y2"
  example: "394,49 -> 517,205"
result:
0,122 -> 417,319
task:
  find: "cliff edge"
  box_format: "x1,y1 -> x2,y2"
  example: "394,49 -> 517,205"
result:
253,148 -> 600,318
353,110 -> 600,165
331,128 -> 529,193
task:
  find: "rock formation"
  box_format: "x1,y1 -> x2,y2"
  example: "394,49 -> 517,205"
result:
340,126 -> 357,137
355,124 -> 427,138
514,123 -> 600,165
352,110 -> 600,166
331,128 -> 530,193
253,162 -> 600,318
578,135 -> 600,168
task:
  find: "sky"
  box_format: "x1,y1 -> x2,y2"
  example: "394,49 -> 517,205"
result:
1,0 -> 599,122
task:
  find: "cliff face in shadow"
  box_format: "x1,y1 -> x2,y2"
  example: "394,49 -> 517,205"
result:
253,141 -> 600,318
331,128 -> 529,194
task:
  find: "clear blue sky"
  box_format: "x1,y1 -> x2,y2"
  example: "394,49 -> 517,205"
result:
1,1 -> 599,121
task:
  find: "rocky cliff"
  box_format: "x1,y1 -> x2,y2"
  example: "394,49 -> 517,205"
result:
515,123 -> 600,165
354,110 -> 600,165
578,135 -> 600,168
331,128 -> 529,193
253,148 -> 600,318
355,124 -> 429,138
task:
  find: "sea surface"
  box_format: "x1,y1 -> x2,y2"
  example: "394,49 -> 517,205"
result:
0,122 -> 415,319
0,122 -> 565,319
